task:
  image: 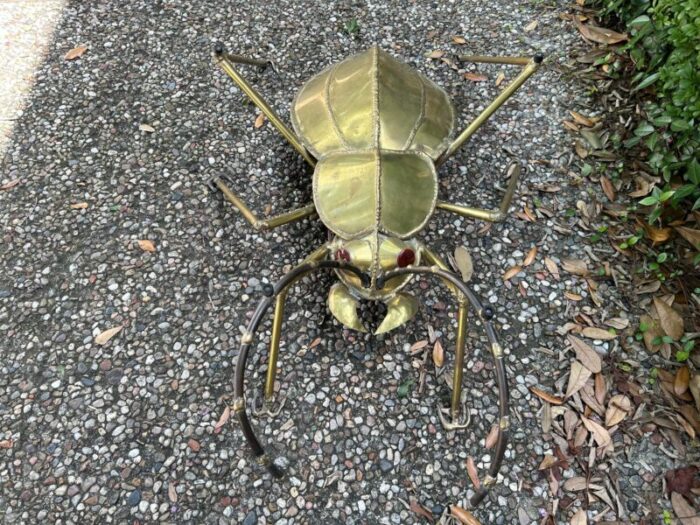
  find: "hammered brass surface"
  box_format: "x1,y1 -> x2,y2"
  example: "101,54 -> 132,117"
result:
292,47 -> 454,160
328,282 -> 366,332
314,150 -> 437,239
374,293 -> 419,334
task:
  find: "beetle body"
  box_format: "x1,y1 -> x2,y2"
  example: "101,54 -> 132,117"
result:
291,47 -> 455,332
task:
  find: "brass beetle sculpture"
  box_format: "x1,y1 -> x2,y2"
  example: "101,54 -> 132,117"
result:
211,44 -> 542,507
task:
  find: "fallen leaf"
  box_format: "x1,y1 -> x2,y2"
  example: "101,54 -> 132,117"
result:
426,50 -> 445,59
137,239 -> 156,252
0,439 -> 13,449
640,221 -> 671,243
530,386 -> 565,405
566,361 -> 592,398
544,257 -> 560,280
503,265 -> 522,281
410,340 -> 429,353
640,314 -> 663,353
575,140 -> 589,159
666,467 -> 700,496
570,509 -> 587,525
95,326 -> 123,345
139,123 -> 155,133
605,317 -> 629,330
568,335 -> 602,373
451,36 -> 466,44
563,477 -> 589,491
575,19 -> 628,44
605,394 -> 631,427
563,120 -> 580,132
464,72 -> 488,82
570,111 -> 595,127
168,482 -> 177,503
495,71 -> 505,86
70,202 -> 88,209
538,455 -> 558,470
0,179 -> 20,191
188,438 -> 201,452
600,176 -> 615,201
523,246 -> 538,266
254,113 -> 265,128
581,327 -> 616,340
410,498 -> 434,522
690,375 -> 700,413
450,505 -> 481,525
675,226 -> 700,250
64,45 -> 88,60
561,258 -> 589,276
432,340 -> 444,368
485,424 -> 499,448
214,406 -> 231,432
524,20 -> 538,32
671,492 -> 700,524
565,291 -> 583,301
454,246 -> 473,282
594,373 -> 606,405
654,297 -> 684,340
675,367 -> 690,397
581,416 -> 612,448
466,456 -> 480,489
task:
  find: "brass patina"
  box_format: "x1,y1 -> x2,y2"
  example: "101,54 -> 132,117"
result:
209,43 -> 543,507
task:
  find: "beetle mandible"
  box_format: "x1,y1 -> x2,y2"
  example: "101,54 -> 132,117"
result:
210,44 -> 543,506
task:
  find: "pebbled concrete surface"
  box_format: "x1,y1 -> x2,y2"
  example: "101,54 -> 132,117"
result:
0,1 -> 671,524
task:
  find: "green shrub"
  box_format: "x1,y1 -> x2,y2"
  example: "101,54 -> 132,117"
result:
600,0 -> 700,220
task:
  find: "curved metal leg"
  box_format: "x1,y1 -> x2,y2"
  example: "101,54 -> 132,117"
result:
439,300 -> 471,431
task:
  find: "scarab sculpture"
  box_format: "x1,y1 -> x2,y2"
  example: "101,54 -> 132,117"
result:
210,44 -> 542,507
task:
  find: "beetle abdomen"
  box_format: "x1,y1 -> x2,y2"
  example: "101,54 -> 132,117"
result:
313,150 -> 437,240
292,47 -> 454,161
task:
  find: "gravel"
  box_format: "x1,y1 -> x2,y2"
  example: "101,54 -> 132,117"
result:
0,0 -> 668,523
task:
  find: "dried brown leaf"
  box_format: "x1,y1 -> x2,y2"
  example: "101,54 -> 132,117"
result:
523,246 -> 537,267
0,439 -> 13,449
570,509 -> 587,525
581,327 -> 616,340
65,45 -> 88,60
581,416 -> 612,448
168,482 -> 177,503
466,456 -> 480,489
214,405 -> 231,432
254,113 -> 265,128
601,176 -> 615,201
530,386 -> 565,405
188,438 -> 201,452
71,202 -> 88,209
450,505 -> 481,525
410,498 -> 434,522
563,120 -> 580,132
454,246 -> 473,282
605,394 -> 631,427
544,257 -> 560,280
139,123 -> 155,133
594,373 -> 606,405
485,424 -> 499,448
0,179 -> 20,191
671,492 -> 700,524
575,19 -> 628,44
432,340 -> 444,368
451,36 -> 466,44
563,477 -> 589,491
137,239 -> 156,252
524,20 -> 538,32
464,72 -> 488,82
675,226 -> 700,250
410,340 -> 429,353
538,455 -> 558,470
95,326 -> 123,345
654,297 -> 684,340
675,366 -> 690,397
566,361 -> 592,398
568,335 -> 602,373
605,317 -> 629,330
561,258 -> 589,276
690,375 -> 700,413
570,111 -> 595,127
426,50 -> 445,59
565,291 -> 583,301
495,71 -> 505,86
503,265 -> 522,281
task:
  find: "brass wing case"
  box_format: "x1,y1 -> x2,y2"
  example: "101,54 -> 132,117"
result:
291,47 -> 453,240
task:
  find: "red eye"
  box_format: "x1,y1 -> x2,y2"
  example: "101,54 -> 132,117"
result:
397,248 -> 415,268
335,248 -> 351,262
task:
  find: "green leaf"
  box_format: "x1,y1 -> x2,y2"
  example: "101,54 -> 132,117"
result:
659,190 -> 674,202
633,72 -> 660,91
639,196 -> 658,205
629,14 -> 651,25
397,379 -> 413,398
671,119 -> 690,131
634,122 -> 655,137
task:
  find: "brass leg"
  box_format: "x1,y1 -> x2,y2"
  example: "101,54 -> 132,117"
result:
212,175 -> 316,231
435,161 -> 520,222
213,44 -> 316,167
436,55 -> 543,166
421,247 -> 470,430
